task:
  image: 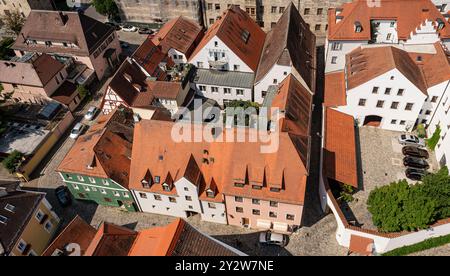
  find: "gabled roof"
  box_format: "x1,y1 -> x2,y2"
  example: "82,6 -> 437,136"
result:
0,54 -> 64,87
328,0 -> 450,41
132,37 -> 174,80
255,3 -> 316,91
14,11 -> 115,56
42,216 -> 96,256
129,218 -> 241,256
324,72 -> 347,107
130,74 -> 312,205
84,222 -> 137,256
323,108 -> 358,188
0,190 -> 44,255
57,106 -> 134,188
151,16 -> 204,58
189,5 -> 266,72
346,46 -> 428,94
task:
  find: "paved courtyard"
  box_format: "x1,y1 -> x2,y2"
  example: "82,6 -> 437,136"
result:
345,127 -> 439,230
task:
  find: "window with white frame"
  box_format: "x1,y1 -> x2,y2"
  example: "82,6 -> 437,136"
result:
88,177 -> 95,184
72,184 -> 79,190
17,240 -> 27,253
102,179 -> 109,186
331,56 -> 337,64
4,204 -> 15,213
199,85 -> 207,91
236,89 -> 244,96
44,221 -> 53,232
77,175 -> 84,182
123,192 -> 129,198
211,87 -> 219,93
100,189 -> 107,194
35,210 -> 45,222
331,42 -> 342,51
224,88 -> 231,94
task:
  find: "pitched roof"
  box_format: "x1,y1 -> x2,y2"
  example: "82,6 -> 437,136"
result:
84,222 -> 137,256
194,68 -> 255,89
0,54 -> 64,87
42,216 -> 96,256
328,0 -> 450,41
50,81 -> 79,105
57,106 -> 134,188
151,16 -> 204,58
324,108 -> 358,188
349,235 -> 374,255
14,11 -> 115,56
189,5 -> 266,72
129,218 -> 240,256
324,71 -> 347,107
0,190 -> 44,254
132,37 -> 174,80
255,3 -> 316,91
346,46 -> 428,94
130,75 -> 312,205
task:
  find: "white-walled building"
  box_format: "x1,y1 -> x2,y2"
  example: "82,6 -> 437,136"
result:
325,0 -> 450,74
254,3 -> 316,104
151,16 -> 204,65
188,5 -> 266,106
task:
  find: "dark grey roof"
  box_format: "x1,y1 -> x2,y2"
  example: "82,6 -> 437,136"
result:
0,190 -> 44,255
193,69 -> 254,89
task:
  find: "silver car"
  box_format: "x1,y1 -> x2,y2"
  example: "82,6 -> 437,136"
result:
84,106 -> 98,121
398,134 -> 425,148
259,231 -> 288,247
69,123 -> 86,139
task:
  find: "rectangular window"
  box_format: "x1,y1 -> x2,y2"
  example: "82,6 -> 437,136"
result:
331,56 -> 337,64
400,120 -> 406,125
376,100 -> 385,108
270,201 -> 278,207
185,196 -> 192,201
391,102 -> 399,109
252,199 -> 260,205
431,96 -> 439,103
269,211 -> 277,218
236,89 -> 244,96
139,193 -> 147,199
391,119 -> 397,124
397,89 -> 404,96
233,65 -> 240,71
154,195 -> 162,201
358,99 -> 366,106
208,203 -> 216,209
197,62 -> 204,68
252,209 -> 260,215
235,196 -> 243,202
35,210 -> 45,223
113,191 -> 120,197
236,207 -> 244,213
286,214 -> 295,221
331,42 -> 342,51
17,240 -> 27,253
211,87 -> 219,93
88,177 -> 95,184
169,197 -> 177,203
224,88 -> 231,94
385,88 -> 391,95
405,103 -> 414,111
199,85 -> 207,92
44,221 -> 53,232
372,87 -> 379,94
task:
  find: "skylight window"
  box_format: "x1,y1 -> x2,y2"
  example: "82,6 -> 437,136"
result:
5,204 -> 15,213
241,29 -> 250,43
0,215 -> 7,224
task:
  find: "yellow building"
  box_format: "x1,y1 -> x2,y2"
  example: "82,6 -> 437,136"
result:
0,183 -> 60,256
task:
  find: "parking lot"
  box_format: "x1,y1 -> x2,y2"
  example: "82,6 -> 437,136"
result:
345,126 -> 439,230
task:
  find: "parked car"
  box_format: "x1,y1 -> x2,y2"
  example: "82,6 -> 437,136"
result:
138,27 -> 154,35
403,156 -> 430,169
105,22 -> 121,31
120,41 -> 129,49
69,123 -> 86,139
55,186 -> 72,207
122,25 -> 137,32
84,106 -> 98,121
402,146 -> 429,159
259,231 -> 288,247
398,134 -> 425,147
405,167 -> 427,181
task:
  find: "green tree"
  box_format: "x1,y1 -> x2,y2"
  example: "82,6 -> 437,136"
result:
2,150 -> 24,173
420,167 -> 450,219
426,126 -> 441,151
92,0 -> 120,21
1,10 -> 25,35
77,85 -> 89,99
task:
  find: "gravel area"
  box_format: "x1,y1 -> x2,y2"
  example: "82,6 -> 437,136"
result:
344,127 -> 439,230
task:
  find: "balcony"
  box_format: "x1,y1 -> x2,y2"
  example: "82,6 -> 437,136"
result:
207,51 -> 229,70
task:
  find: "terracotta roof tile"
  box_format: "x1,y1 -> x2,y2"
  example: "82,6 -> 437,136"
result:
324,72 -> 347,107
84,222 -> 137,256
152,16 -> 204,58
50,81 -> 78,105
132,37 -> 174,80
328,0 -> 450,41
324,108 -> 358,188
189,5 -> 266,72
42,216 -> 96,256
349,235 -> 374,255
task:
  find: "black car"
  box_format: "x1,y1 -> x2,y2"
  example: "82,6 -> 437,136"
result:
55,186 -> 72,207
403,156 -> 430,169
138,27 -> 154,35
402,146 -> 429,159
405,168 -> 427,181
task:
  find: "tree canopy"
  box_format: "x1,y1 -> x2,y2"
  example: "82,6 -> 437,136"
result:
367,167 -> 450,233
92,0 -> 120,21
1,10 -> 25,35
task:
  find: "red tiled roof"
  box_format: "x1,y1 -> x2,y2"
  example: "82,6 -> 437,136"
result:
346,46 -> 428,94
57,106 -> 134,188
349,235 -> 374,255
152,16 -> 204,58
189,5 -> 266,72
132,37 -> 174,80
50,81 -> 78,105
324,72 -> 347,107
84,222 -> 138,256
42,216 -> 96,256
324,108 -> 358,188
328,0 -> 450,41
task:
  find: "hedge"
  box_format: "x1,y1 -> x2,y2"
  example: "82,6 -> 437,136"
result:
382,233 -> 450,256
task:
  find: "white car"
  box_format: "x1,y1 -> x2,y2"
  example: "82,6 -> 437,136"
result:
121,25 -> 137,32
84,106 -> 98,121
69,123 -> 86,139
398,134 -> 426,148
259,231 -> 288,247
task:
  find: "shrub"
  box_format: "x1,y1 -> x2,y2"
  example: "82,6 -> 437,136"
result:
416,124 -> 426,138
2,150 -> 24,173
77,85 -> 89,99
338,184 -> 355,203
426,126 -> 441,151
367,167 -> 450,233
383,233 -> 450,256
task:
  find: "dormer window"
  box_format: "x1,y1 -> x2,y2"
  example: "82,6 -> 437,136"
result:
45,41 -> 52,47
206,189 -> 215,198
252,185 -> 262,190
234,182 -> 245,188
270,187 -> 281,192
141,179 -> 150,188
354,21 -> 362,33
437,18 -> 445,30
162,183 -> 170,192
